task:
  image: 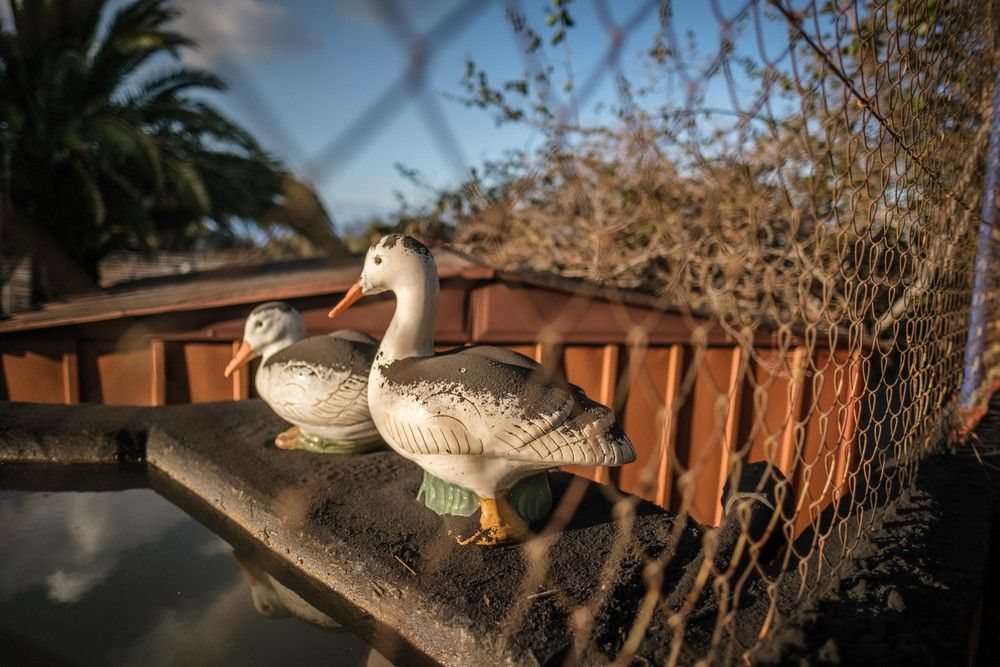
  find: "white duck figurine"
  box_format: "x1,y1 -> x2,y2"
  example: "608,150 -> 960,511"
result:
224,302 -> 382,453
329,235 -> 637,544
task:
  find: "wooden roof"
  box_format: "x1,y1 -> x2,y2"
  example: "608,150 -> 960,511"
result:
0,250 -> 480,334
0,244 -> 717,335
0,248 -> 864,348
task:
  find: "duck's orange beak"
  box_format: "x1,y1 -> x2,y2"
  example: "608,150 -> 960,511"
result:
224,340 -> 255,378
329,280 -> 364,319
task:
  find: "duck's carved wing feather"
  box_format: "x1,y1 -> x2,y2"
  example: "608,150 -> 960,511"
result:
381,346 -> 635,466
264,366 -> 371,425
381,410 -> 486,456
259,333 -> 376,426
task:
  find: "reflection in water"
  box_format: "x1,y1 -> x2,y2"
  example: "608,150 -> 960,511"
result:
0,489 -> 391,666
0,488 -> 186,605
234,550 -> 339,630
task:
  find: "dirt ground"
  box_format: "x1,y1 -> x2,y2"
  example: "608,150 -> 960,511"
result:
757,395 -> 1000,666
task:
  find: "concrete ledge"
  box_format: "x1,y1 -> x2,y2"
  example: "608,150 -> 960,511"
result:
0,399 -> 707,664
143,401 -> 706,664
0,402 -> 149,464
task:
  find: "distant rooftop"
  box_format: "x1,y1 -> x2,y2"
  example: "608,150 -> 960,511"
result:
0,245 -> 710,338
97,249 -> 275,288
0,249 -> 480,334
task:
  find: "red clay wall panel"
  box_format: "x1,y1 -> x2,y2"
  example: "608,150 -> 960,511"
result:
80,341 -> 153,405
617,347 -> 674,502
164,342 -> 236,404
0,340 -> 75,403
562,345 -> 617,483
470,283 -> 726,345
673,347 -> 745,525
746,348 -> 809,481
794,350 -> 861,534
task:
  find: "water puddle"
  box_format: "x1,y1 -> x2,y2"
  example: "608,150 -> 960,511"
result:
0,467 -> 393,666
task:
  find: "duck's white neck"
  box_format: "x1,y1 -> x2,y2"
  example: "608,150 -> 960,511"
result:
379,268 -> 438,363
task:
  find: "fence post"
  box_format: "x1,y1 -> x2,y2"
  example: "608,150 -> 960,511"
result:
959,62 -> 1000,415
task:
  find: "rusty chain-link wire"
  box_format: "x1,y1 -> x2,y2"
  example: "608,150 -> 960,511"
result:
208,0 -> 1000,662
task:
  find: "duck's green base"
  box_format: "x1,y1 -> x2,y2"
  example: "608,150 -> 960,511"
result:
294,432 -> 384,454
417,471 -> 553,523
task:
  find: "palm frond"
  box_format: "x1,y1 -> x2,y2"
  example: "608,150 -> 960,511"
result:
171,101 -> 268,154
166,158 -> 211,214
1,0 -> 296,284
259,174 -> 346,256
71,157 -> 106,225
86,114 -> 163,188
88,0 -> 193,100
10,0 -> 102,63
119,66 -> 225,107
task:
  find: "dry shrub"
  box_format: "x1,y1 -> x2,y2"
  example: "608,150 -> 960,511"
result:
448,121 -> 842,332
405,0 -> 991,343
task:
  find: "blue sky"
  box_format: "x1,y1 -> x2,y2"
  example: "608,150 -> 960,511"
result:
1,0 -> 793,230
156,0 -> 797,230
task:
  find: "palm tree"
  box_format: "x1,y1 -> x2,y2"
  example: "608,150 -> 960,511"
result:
0,0 -> 337,297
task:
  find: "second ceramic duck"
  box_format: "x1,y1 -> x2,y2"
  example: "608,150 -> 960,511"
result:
225,302 -> 382,453
329,235 -> 637,544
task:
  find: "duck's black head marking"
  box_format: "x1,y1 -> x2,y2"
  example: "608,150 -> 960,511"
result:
379,234 -> 430,256
401,236 -> 430,255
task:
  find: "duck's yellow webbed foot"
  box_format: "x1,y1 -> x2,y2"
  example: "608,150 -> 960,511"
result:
274,426 -> 301,450
457,495 -> 528,546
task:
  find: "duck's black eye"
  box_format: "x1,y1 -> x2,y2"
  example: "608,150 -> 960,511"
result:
373,255 -> 382,265
255,320 -> 264,329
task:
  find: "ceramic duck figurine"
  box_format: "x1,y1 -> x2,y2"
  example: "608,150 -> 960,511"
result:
328,235 -> 637,544
224,302 -> 382,453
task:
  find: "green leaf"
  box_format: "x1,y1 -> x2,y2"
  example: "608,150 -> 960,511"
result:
72,158 -> 106,225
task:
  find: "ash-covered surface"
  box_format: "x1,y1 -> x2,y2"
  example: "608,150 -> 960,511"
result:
0,400 -> 725,664
0,401 -> 149,463
263,330 -> 376,375
10,396 -> 997,664
141,399 -> 712,665
757,394 -> 1000,666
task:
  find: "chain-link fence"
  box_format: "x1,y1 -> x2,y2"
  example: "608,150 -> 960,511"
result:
6,0 -> 1000,663
241,1 -> 997,661
154,0 -> 1000,662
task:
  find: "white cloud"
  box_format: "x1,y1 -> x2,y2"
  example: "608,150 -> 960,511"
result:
121,556 -> 392,667
46,569 -> 107,604
0,490 -> 187,604
121,578 -> 251,667
174,0 -> 322,68
331,0 -> 386,26
197,534 -> 233,556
